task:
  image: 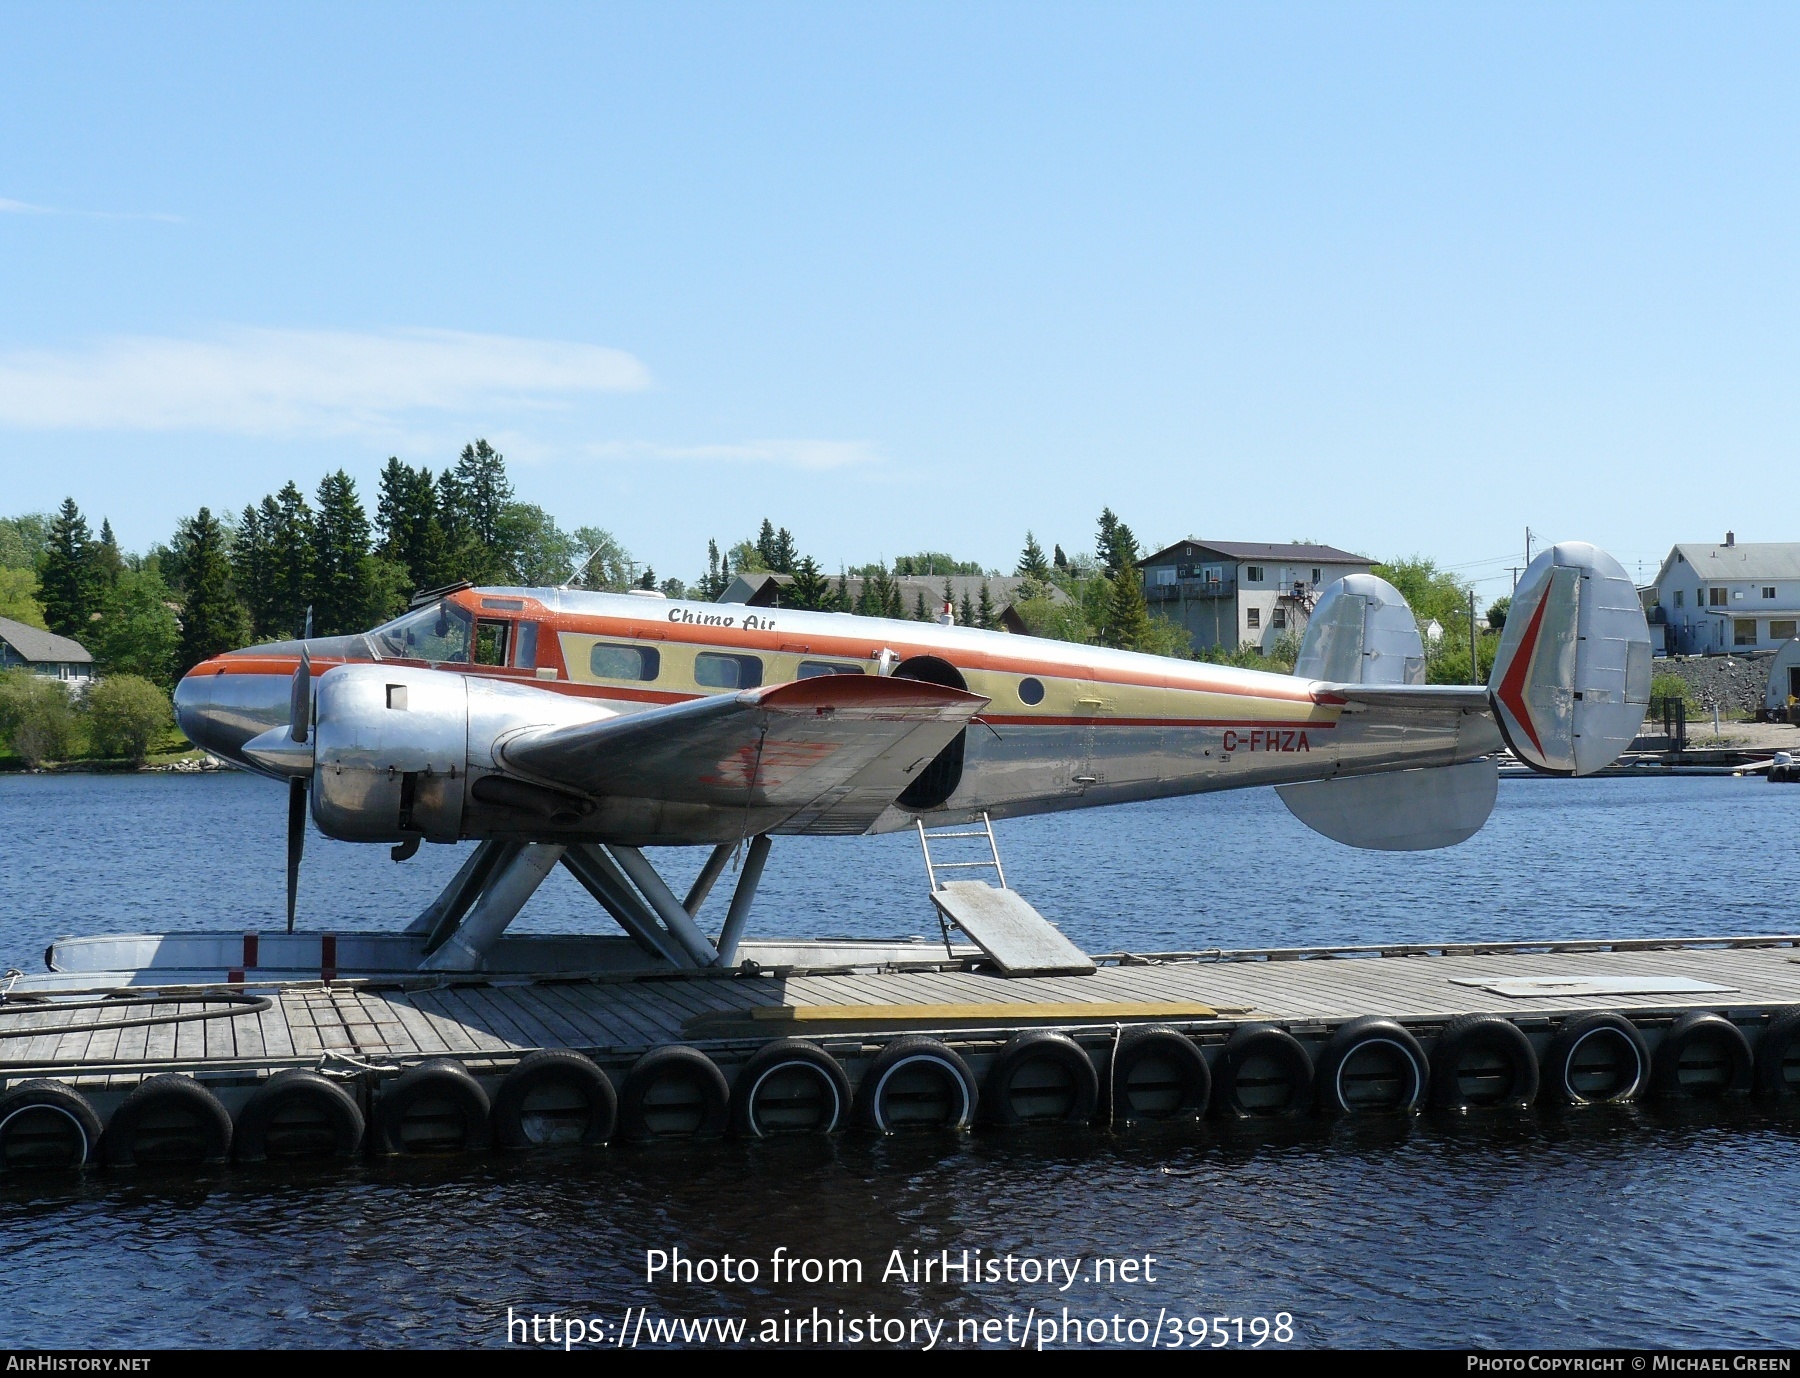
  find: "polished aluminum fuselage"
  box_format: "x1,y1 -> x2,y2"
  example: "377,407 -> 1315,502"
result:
176,587 -> 1502,845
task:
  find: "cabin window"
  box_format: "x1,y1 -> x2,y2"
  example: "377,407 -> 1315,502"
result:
1771,621 -> 1797,640
514,622 -> 538,670
474,620 -> 511,666
695,652 -> 763,690
369,601 -> 472,663
1735,619 -> 1757,646
590,643 -> 660,681
797,660 -> 864,679
1246,607 -> 1261,629
1017,677 -> 1045,705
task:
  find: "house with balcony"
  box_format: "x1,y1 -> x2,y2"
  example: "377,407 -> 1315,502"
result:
1137,540 -> 1374,654
1650,534 -> 1800,655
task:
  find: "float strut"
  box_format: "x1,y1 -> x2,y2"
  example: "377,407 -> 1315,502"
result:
715,834 -> 772,967
420,843 -> 565,972
608,846 -> 721,967
415,840 -> 519,947
561,845 -> 693,968
683,844 -> 734,918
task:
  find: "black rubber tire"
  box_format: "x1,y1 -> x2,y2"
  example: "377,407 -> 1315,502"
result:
1652,1011 -> 1752,1100
492,1049 -> 618,1149
1315,1017 -> 1428,1116
235,1069 -> 365,1162
1104,1026 -> 1211,1123
853,1036 -> 978,1134
617,1046 -> 730,1142
1211,1024 -> 1313,1119
1754,1008 -> 1800,1099
1540,1012 -> 1650,1105
1428,1015 -> 1540,1110
0,1079 -> 104,1171
729,1039 -> 852,1138
374,1058 -> 491,1155
102,1073 -> 233,1166
981,1032 -> 1099,1127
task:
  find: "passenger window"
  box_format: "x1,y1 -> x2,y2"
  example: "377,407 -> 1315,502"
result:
514,622 -> 538,670
797,660 -> 865,679
590,643 -> 661,681
695,652 -> 763,689
474,620 -> 510,667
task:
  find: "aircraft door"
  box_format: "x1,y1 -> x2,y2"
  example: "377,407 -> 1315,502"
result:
893,655 -> 967,810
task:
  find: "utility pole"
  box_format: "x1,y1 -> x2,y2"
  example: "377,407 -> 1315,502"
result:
1525,527 -> 1533,567
1469,588 -> 1480,685
1507,566 -> 1522,594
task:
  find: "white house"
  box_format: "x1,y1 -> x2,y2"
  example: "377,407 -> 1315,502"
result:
1137,540 -> 1374,653
1651,534 -> 1800,655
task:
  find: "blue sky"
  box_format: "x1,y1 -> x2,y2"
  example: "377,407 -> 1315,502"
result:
3,3 -> 1796,596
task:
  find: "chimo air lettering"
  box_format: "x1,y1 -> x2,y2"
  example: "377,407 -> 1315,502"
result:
666,607 -> 779,631
1221,728 -> 1311,753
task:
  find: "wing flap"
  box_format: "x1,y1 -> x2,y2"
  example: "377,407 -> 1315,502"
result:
499,676 -> 989,827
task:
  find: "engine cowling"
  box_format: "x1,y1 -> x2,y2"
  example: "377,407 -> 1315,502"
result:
309,664 -> 613,842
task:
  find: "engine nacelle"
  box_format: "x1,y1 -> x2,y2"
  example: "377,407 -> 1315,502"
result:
310,664 -> 614,843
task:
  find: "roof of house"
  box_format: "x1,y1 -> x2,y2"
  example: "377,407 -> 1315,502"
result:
1140,539 -> 1371,567
1658,542 -> 1800,585
0,615 -> 93,665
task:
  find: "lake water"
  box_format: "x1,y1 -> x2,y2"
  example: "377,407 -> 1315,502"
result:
1,771 -> 1797,1349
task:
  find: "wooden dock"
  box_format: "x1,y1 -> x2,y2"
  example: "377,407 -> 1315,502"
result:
4,934 -> 1799,1165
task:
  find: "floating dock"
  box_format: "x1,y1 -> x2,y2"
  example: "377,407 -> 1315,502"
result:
5,930 -> 1800,1169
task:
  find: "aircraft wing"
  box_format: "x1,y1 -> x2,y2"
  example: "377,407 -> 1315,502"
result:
498,676 -> 989,835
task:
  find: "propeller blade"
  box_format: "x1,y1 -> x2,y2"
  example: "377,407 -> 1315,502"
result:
289,649 -> 311,744
286,776 -> 306,933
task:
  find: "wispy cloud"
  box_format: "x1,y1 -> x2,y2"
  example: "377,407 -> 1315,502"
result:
1,196 -> 183,223
586,438 -> 880,471
0,327 -> 652,437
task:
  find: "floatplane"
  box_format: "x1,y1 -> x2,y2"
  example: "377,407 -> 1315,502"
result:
40,539 -> 1644,990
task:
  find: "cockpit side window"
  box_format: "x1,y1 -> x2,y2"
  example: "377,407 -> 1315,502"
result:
369,601 -> 473,664
474,619 -> 511,667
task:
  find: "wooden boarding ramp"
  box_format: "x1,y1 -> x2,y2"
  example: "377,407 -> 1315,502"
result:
6,934 -> 1800,1168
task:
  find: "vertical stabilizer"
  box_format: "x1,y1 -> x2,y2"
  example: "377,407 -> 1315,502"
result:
1487,542 -> 1652,775
1293,573 -> 1426,685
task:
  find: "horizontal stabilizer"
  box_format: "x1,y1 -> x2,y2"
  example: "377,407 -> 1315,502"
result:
1276,759 -> 1499,851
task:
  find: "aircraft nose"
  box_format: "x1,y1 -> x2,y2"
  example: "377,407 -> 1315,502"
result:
173,662 -> 294,765
172,669 -> 216,751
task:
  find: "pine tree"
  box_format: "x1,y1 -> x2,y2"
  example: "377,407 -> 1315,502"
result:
789,556 -> 830,610
977,581 -> 997,630
942,577 -> 955,621
265,484 -> 314,639
696,540 -> 730,600
1101,557 -> 1153,650
1016,532 -> 1050,580
636,566 -> 656,590
95,519 -> 124,589
1053,544 -> 1068,570
311,471 -> 374,636
913,590 -> 929,621
885,575 -> 903,619
377,457 -> 448,592
832,570 -> 851,613
1096,508 -> 1140,577
440,440 -> 512,583
960,589 -> 977,628
232,502 -> 276,638
772,527 -> 797,575
36,499 -> 99,639
755,519 -> 778,572
173,508 -> 249,673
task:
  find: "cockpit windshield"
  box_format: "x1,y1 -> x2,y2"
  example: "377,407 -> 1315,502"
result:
370,601 -> 473,663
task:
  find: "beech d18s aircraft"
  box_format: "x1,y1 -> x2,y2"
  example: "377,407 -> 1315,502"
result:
174,541 -> 1652,975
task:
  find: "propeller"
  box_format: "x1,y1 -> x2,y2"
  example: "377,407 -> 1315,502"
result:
285,649 -> 311,933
